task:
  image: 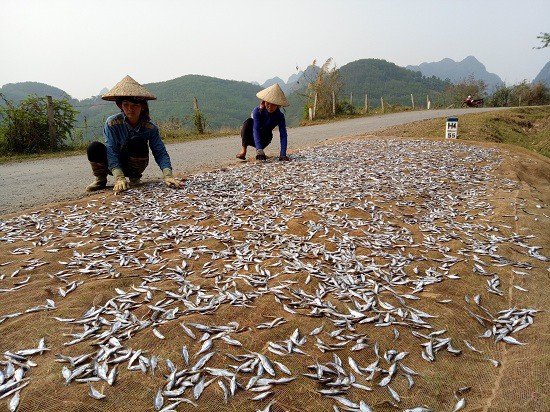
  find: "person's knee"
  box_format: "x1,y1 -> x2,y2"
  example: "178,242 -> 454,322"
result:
241,118 -> 254,138
87,141 -> 107,162
261,132 -> 273,148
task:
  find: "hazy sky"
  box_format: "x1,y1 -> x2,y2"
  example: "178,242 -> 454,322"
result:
2,0 -> 549,100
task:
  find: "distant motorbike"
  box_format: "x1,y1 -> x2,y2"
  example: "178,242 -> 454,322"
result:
461,98 -> 484,108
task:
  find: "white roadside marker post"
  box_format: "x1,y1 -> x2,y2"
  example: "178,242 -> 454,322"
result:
446,117 -> 458,139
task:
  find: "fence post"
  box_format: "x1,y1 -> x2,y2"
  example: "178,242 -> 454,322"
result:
313,92 -> 317,119
332,90 -> 336,116
350,92 -> 353,107
46,96 -> 56,150
309,107 -> 313,121
411,94 -> 415,110
381,97 -> 385,113
193,96 -> 204,134
365,93 -> 368,114
427,95 -> 431,110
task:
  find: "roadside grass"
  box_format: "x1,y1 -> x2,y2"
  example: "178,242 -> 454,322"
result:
371,106 -> 550,158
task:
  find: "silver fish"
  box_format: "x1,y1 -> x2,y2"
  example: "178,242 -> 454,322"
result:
88,384 -> 106,399
154,389 -> 164,410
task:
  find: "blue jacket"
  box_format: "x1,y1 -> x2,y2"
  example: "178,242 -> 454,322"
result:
252,106 -> 288,156
103,113 -> 172,171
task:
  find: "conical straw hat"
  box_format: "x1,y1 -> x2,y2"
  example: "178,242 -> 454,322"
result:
102,75 -> 157,101
256,83 -> 289,107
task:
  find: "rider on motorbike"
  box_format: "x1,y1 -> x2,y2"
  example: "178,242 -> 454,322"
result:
464,95 -> 483,107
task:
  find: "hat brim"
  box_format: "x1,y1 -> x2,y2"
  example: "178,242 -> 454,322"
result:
102,95 -> 156,101
101,75 -> 157,101
256,83 -> 289,107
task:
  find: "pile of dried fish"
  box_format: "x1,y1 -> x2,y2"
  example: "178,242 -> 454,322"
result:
0,339 -> 49,411
303,345 -> 417,410
0,138 -> 546,411
465,296 -> 540,346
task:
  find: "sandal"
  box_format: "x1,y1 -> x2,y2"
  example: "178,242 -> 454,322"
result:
236,154 -> 246,160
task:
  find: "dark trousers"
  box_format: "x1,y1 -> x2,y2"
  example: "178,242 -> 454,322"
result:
87,136 -> 149,178
241,118 -> 273,149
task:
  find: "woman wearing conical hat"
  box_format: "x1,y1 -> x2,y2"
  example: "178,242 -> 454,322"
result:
236,83 -> 290,161
85,75 -> 184,192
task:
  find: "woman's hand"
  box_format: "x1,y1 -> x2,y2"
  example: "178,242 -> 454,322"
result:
164,177 -> 184,188
162,168 -> 184,188
112,168 -> 130,193
114,179 -> 130,192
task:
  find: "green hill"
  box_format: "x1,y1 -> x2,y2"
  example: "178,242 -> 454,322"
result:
146,75 -> 261,129
0,81 -> 76,104
338,59 -> 451,108
281,59 -> 453,122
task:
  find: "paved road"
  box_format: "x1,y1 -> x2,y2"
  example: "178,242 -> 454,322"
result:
0,108 -> 505,216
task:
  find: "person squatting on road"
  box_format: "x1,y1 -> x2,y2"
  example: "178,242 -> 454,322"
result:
85,75 -> 184,192
236,83 -> 290,162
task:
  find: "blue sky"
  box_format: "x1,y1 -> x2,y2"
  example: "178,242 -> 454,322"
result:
1,0 -> 549,99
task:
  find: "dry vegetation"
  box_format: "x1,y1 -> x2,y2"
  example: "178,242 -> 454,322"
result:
371,106 -> 550,158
